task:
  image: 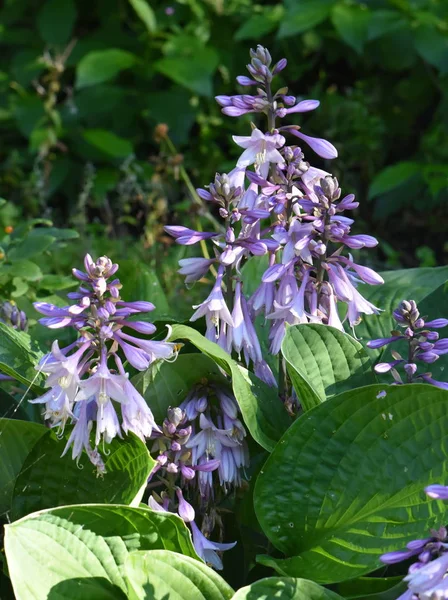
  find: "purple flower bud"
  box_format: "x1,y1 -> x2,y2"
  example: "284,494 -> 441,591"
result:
272,58 -> 287,74
425,484 -> 448,499
236,76 -> 257,86
404,363 -> 417,376
176,488 -> 195,523
426,319 -> 448,329
367,336 -> 404,349
288,129 -> 338,159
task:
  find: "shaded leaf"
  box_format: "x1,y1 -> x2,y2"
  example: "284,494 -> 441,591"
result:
128,0 -> 157,34
76,49 -> 137,89
331,4 -> 371,54
83,129 -> 133,158
0,419 -> 46,518
11,430 -> 155,520
232,577 -> 343,599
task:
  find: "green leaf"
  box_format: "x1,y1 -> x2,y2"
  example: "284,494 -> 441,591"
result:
2,260 -> 42,281
414,25 -> 448,70
76,49 -> 137,89
155,47 -> 219,97
124,550 -> 233,599
278,0 -> 334,39
127,0 -> 157,34
37,0 -> 77,46
8,234 -> 55,261
368,10 -> 406,41
0,419 -> 46,517
39,274 -> 78,291
118,261 -> 170,320
11,277 -> 29,298
232,577 -> 343,599
168,325 -> 290,452
0,323 -> 44,390
254,384 -> 448,583
334,576 -> 406,600
10,430 -> 155,520
281,324 -> 376,411
368,162 -> 421,200
331,4 -> 371,54
134,353 -> 226,422
353,266 -> 448,350
4,504 -> 198,600
235,7 -> 283,41
83,129 -> 133,158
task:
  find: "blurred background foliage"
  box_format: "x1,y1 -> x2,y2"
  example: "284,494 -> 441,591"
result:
0,0 -> 447,280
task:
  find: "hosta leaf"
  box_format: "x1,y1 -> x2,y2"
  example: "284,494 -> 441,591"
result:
232,577 -> 343,599
0,323 -> 44,391
0,419 -> 46,517
281,324 -> 376,410
168,325 -> 289,452
4,504 -> 198,600
11,430 -> 155,519
254,384 -> 448,583
124,550 -> 233,599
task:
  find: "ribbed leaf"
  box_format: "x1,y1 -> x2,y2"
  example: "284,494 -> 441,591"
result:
231,577 -> 343,599
0,419 -> 46,517
4,504 -> 198,600
124,550 -> 233,599
11,430 -> 155,519
254,384 -> 448,583
281,324 -> 376,410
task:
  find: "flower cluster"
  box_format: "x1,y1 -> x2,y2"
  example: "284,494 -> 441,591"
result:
368,300 -> 448,388
148,383 -> 247,568
381,484 -> 448,599
166,45 -> 383,386
0,300 -> 27,331
31,254 -> 178,467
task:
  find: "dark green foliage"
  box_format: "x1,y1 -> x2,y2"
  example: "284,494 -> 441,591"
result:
0,0 -> 447,264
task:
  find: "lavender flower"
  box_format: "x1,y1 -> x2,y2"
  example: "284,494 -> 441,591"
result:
379,486 -> 448,599
31,254 -> 178,467
367,300 -> 448,387
148,387 -> 243,570
0,301 -> 27,331
166,45 -> 382,389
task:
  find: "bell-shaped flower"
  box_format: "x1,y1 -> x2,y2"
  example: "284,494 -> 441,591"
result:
233,128 -> 285,178
190,521 -> 236,570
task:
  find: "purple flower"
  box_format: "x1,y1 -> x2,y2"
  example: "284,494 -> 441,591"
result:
368,299 -> 448,388
190,266 -> 233,337
176,488 -> 195,523
288,128 -> 338,159
190,521 -> 236,570
164,226 -> 218,246
233,129 -> 285,177
178,258 -> 215,284
32,253 -> 172,466
425,485 -> 448,500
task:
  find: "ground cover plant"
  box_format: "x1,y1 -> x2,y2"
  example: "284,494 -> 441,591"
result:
2,34 -> 448,600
